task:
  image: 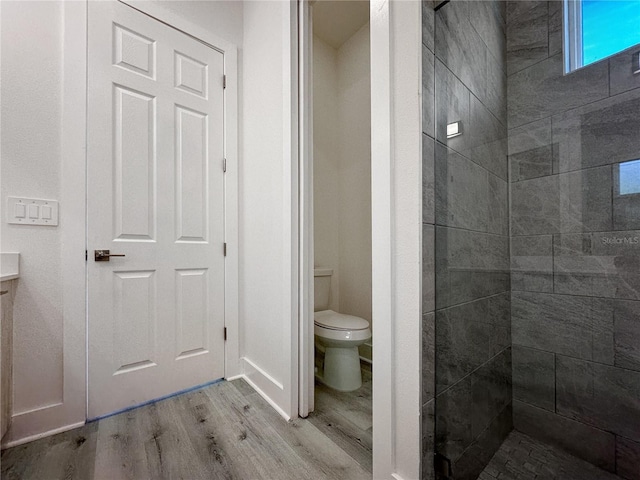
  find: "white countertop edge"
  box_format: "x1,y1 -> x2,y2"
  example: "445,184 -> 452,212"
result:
1,253 -> 20,281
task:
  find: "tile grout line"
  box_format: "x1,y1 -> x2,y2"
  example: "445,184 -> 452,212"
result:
511,342 -> 640,376
435,345 -> 511,397
507,82 -> 640,134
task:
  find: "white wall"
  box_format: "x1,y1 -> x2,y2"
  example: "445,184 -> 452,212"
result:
337,23 -> 371,327
131,1 -> 243,47
239,0 -> 297,418
313,24 -> 371,345
0,0 -> 244,445
1,0 -> 66,421
312,35 -> 340,311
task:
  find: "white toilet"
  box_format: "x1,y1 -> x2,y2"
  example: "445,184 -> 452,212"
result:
314,268 -> 371,392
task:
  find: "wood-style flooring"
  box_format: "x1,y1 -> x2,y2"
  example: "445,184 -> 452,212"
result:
1,368 -> 372,480
312,363 -> 373,473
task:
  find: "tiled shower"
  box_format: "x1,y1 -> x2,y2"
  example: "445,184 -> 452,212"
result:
422,1 -> 640,479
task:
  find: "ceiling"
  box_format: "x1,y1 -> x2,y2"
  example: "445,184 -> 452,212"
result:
312,0 -> 370,49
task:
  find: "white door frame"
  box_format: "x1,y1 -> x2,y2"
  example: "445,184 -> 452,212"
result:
297,0 -> 314,419
48,0 -> 239,442
370,0 -> 395,477
297,0 -> 390,467
297,1 -> 423,479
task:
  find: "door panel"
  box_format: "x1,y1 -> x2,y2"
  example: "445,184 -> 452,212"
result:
113,270 -> 157,374
113,85 -> 156,241
175,106 -> 208,242
175,52 -> 208,97
175,268 -> 210,359
88,1 -> 225,419
113,23 -> 156,78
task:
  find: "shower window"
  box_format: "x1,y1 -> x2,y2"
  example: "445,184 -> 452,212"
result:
616,159 -> 640,196
564,0 -> 640,72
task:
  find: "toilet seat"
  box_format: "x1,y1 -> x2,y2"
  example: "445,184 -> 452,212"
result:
314,310 -> 371,342
314,310 -> 369,331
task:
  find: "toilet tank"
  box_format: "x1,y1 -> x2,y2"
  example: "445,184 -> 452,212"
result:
314,268 -> 333,312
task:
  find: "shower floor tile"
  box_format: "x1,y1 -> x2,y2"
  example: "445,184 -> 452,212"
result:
479,430 -> 622,480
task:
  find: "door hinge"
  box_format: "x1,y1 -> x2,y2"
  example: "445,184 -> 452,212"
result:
223,75 -> 226,89
85,250 -> 88,261
224,327 -> 227,341
224,242 -> 227,256
223,158 -> 227,172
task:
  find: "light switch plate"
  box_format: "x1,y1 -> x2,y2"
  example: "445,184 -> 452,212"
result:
7,197 -> 59,226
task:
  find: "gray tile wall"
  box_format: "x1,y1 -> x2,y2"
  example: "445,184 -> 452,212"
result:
423,1 -> 511,478
507,2 -> 640,479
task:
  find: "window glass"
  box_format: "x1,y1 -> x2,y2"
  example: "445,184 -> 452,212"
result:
582,0 -> 640,67
618,159 -> 640,196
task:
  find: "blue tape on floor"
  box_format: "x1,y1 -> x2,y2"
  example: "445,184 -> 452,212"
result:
87,378 -> 224,422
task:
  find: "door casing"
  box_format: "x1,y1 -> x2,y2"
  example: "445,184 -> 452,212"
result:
297,1 -> 422,479
86,0 -> 230,419
58,0 -> 240,434
297,0 -> 315,419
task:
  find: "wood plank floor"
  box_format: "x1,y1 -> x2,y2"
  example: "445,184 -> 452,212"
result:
1,373 -> 372,480
311,364 -> 373,473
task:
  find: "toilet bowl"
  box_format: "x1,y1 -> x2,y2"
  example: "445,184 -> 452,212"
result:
314,309 -> 371,391
313,268 -> 371,391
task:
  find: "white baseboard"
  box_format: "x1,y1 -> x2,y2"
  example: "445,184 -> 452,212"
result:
1,421 -> 85,449
242,357 -> 285,390
239,372 -> 291,421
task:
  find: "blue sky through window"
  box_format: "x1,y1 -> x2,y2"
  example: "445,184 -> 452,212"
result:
582,0 -> 640,66
619,159 -> 640,195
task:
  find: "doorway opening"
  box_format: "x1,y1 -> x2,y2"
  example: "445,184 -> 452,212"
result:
300,0 -> 373,473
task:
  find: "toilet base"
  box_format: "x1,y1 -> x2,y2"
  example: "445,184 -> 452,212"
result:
318,346 -> 362,392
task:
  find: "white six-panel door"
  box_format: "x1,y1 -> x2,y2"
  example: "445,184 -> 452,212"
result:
87,1 -> 225,419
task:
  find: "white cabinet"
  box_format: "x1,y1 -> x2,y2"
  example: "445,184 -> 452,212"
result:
0,280 -> 15,440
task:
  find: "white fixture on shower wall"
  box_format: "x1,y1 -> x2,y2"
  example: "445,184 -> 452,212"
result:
7,197 -> 59,226
446,121 -> 462,138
